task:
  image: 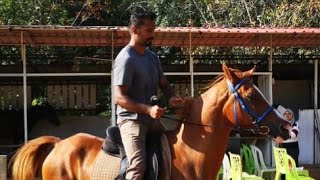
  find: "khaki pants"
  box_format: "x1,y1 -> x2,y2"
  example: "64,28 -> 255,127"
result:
118,120 -> 150,180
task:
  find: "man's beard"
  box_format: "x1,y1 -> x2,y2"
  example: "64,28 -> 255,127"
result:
144,38 -> 154,46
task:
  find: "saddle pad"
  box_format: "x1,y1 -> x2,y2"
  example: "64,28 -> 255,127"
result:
91,134 -> 171,180
90,150 -> 121,180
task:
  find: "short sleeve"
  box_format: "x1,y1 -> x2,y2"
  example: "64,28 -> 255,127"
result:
113,56 -> 134,88
151,53 -> 164,80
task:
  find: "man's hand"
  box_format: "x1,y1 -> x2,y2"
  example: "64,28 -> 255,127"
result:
168,96 -> 184,108
282,123 -> 293,131
148,105 -> 165,119
273,136 -> 284,145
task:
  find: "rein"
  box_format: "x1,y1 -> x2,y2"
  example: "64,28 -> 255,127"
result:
161,114 -> 269,134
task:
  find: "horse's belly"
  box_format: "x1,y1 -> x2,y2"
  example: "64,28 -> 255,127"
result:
90,150 -> 121,180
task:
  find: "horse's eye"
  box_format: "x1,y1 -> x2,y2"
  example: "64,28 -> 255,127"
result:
246,93 -> 257,103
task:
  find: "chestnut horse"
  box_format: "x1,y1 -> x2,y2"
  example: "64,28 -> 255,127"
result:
10,64 -> 289,180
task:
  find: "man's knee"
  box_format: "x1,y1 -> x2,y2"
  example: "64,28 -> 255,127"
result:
130,156 -> 147,172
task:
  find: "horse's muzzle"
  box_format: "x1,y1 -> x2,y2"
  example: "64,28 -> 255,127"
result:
279,123 -> 290,140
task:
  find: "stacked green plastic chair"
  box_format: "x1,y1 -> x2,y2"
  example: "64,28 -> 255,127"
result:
222,153 -> 232,180
273,147 -> 315,180
216,166 -> 223,180
250,144 -> 276,179
216,154 -> 232,180
229,152 -> 265,180
241,144 -> 255,175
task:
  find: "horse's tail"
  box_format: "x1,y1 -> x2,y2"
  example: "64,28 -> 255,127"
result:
10,136 -> 61,180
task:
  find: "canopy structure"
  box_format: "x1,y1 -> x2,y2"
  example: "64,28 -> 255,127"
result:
0,25 -> 319,151
1,25 -> 320,47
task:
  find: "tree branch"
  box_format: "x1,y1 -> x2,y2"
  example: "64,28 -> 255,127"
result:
72,0 -> 88,26
241,0 -> 254,26
191,0 -> 208,24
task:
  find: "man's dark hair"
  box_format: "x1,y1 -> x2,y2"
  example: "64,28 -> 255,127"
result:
129,9 -> 156,27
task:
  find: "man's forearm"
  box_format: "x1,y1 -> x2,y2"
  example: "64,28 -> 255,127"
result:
115,95 -> 150,114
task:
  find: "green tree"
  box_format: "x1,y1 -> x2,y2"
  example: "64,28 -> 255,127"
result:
0,0 -> 72,25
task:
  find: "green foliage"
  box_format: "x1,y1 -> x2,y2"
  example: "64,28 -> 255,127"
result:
71,0 -> 132,26
32,97 -> 46,106
96,84 -> 112,117
0,0 -> 71,25
151,0 -> 197,26
198,0 -> 320,27
1,0 -> 318,27
0,46 -> 21,65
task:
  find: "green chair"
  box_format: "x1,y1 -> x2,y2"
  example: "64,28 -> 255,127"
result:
229,152 -> 265,180
250,144 -> 276,179
273,147 -> 315,180
222,153 -> 232,180
241,144 -> 255,175
216,154 -> 231,180
216,166 -> 223,180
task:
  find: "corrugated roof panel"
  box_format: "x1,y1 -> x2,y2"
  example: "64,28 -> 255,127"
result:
0,26 -> 320,47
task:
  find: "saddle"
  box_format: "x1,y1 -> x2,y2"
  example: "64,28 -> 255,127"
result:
102,126 -> 163,180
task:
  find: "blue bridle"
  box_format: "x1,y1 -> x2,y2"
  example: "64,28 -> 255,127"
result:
226,78 -> 274,129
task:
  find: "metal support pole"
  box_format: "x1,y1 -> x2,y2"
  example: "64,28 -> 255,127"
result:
268,37 -> 273,104
111,31 -> 116,126
21,31 -> 28,143
315,59 -> 318,111
189,32 -> 194,97
314,59 -> 318,164
268,35 -> 274,167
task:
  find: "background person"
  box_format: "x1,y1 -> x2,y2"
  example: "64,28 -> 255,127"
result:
279,107 -> 300,166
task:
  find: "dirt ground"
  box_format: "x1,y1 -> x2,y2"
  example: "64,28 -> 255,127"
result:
4,162 -> 320,179
304,165 -> 320,180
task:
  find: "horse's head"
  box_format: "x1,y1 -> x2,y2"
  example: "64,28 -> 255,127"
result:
222,64 -> 290,140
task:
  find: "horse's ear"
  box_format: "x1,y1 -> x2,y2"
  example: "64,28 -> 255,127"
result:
222,64 -> 238,83
243,65 -> 256,78
249,65 -> 256,75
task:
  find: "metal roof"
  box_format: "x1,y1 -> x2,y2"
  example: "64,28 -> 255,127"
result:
0,25 -> 320,47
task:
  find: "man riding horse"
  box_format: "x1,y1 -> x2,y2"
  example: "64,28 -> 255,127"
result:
113,8 -> 183,180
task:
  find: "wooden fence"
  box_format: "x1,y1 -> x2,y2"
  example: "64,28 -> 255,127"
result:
0,84 -> 96,111
47,84 -> 96,110
0,81 -> 211,111
0,85 -> 31,110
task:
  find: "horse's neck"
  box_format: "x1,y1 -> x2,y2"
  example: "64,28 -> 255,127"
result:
168,80 -> 232,179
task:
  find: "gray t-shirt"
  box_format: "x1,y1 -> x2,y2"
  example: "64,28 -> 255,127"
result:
113,45 -> 164,123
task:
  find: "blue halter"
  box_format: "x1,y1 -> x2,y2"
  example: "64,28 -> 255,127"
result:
226,79 -> 274,128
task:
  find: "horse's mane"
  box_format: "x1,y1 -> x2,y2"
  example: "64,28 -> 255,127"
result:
175,75 -> 226,119
175,96 -> 194,119
202,74 -> 225,92
201,67 -> 247,92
